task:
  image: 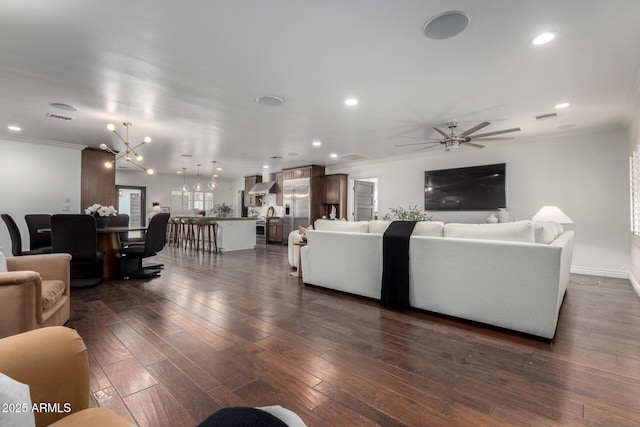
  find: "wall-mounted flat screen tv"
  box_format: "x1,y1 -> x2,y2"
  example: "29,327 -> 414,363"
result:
424,163 -> 506,211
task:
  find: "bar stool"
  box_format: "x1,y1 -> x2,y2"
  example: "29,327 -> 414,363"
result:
199,218 -> 219,253
185,217 -> 200,249
167,217 -> 180,245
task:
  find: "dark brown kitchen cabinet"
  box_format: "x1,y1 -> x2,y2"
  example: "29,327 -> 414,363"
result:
275,172 -> 283,206
322,173 -> 348,220
244,175 -> 262,207
282,165 -> 322,180
267,217 -> 283,243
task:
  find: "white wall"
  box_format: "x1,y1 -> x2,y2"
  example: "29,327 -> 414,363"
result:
328,126 -> 630,278
116,170 -> 239,216
628,101 -> 640,295
0,138 -> 83,253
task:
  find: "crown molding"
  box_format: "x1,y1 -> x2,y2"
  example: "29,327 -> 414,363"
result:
1,134 -> 86,151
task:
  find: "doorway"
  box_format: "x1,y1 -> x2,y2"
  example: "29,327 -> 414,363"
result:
352,178 -> 378,221
116,186 -> 146,239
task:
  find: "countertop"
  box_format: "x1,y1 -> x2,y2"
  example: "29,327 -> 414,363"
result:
209,217 -> 257,221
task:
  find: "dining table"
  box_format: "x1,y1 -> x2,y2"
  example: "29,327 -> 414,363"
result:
97,226 -> 147,278
40,226 -> 147,279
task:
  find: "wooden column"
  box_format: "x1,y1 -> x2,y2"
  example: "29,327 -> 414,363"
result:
81,147 -> 116,210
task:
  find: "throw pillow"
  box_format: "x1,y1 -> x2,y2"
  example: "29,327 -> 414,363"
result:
0,248 -> 7,273
533,221 -> 564,244
0,373 -> 35,427
298,225 -> 313,236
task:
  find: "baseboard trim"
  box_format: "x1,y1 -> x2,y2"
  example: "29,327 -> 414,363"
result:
570,266 -> 629,279
630,272 -> 640,297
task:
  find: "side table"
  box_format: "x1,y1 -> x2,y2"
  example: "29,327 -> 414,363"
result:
289,241 -> 307,278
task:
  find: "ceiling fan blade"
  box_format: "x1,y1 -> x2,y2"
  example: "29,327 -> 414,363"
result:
395,140 -> 440,147
460,121 -> 491,137
469,137 -> 514,142
464,142 -> 485,148
470,127 -> 521,139
399,135 -> 440,140
415,143 -> 442,152
433,127 -> 450,138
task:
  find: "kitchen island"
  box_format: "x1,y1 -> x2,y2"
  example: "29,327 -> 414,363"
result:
210,217 -> 256,252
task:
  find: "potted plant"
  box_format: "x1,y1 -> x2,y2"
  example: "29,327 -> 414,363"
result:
382,205 -> 432,221
85,203 -> 118,228
214,202 -> 232,218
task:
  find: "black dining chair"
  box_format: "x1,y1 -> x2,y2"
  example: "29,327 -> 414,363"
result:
24,214 -> 53,252
1,213 -> 51,256
108,213 -> 144,247
119,213 -> 170,278
51,214 -> 104,287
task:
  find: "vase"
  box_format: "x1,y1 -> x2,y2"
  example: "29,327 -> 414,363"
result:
486,214 -> 498,224
95,216 -> 110,228
498,208 -> 509,223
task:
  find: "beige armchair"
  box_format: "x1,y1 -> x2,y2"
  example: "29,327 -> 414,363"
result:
0,327 -> 132,426
0,253 -> 72,338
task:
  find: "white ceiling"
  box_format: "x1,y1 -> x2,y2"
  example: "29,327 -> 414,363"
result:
1,0 -> 640,179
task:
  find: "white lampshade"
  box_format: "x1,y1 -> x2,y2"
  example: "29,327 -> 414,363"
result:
531,206 -> 574,224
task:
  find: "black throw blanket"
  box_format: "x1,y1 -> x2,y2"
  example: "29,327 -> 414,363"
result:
381,220 -> 417,308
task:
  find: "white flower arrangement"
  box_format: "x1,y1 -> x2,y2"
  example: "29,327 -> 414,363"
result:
85,204 -> 118,217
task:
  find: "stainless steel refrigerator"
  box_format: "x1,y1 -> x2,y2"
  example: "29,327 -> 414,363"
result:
283,178 -> 311,241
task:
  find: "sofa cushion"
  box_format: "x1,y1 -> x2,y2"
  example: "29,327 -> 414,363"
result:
533,221 -> 564,244
412,221 -> 445,237
314,219 -> 369,233
368,220 -> 391,234
41,279 -> 66,309
443,220 -> 535,243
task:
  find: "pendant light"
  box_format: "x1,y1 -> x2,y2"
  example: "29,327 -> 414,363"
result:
208,160 -> 217,191
180,168 -> 188,192
193,164 -> 202,191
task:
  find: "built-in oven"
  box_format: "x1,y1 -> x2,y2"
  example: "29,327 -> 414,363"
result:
256,219 -> 266,245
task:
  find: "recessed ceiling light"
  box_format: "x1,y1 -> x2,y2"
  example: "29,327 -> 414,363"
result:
263,165 -> 269,169
177,170 -> 183,174
50,102 -> 79,112
531,32 -> 555,45
214,174 -> 219,178
330,153 -> 338,158
256,95 -> 284,107
554,102 -> 570,109
423,11 -> 470,40
216,167 -> 222,171
312,140 -> 322,147
345,98 -> 358,106
7,125 -> 21,131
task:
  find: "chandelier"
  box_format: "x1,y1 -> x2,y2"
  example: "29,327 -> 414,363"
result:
208,160 -> 217,190
100,122 -> 154,175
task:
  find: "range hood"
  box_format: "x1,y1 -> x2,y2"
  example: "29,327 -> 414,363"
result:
248,181 -> 276,195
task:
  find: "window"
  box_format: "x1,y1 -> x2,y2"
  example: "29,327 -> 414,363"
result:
170,189 -> 215,215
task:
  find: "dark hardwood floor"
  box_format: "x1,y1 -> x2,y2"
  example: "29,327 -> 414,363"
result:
68,244 -> 640,426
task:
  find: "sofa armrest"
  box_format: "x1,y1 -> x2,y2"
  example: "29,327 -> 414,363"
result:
6,253 -> 71,283
0,327 -> 90,427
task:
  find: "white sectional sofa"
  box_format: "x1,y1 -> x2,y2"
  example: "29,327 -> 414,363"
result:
300,219 -> 574,339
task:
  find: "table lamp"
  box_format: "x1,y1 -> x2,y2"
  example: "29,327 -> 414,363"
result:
531,206 -> 574,224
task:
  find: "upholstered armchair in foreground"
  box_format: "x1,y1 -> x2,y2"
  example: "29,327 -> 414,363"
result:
0,327 -> 132,426
0,253 -> 71,338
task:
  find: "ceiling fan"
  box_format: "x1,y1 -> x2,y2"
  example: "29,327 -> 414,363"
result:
396,121 -> 521,151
